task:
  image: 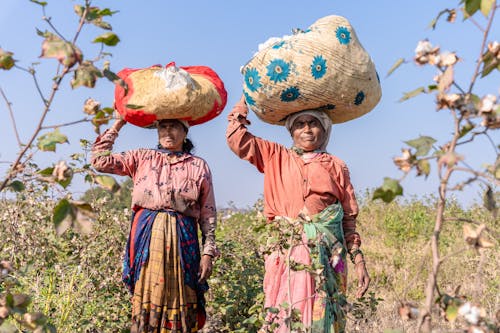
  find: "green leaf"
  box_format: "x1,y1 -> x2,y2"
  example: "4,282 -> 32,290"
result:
103,69 -> 128,93
399,87 -> 426,102
267,307 -> 280,314
71,61 -> 103,89
38,167 -> 54,176
94,175 -> 120,193
464,0 -> 481,17
8,180 -> 25,192
40,32 -> 82,68
29,0 -> 47,6
417,159 -> 431,178
93,32 -> 120,46
0,48 -> 15,70
372,178 -> 403,203
386,58 -> 404,77
428,9 -> 450,30
458,122 -> 474,138
480,0 -> 494,16
427,84 -> 438,92
37,129 -> 69,152
74,6 -> 116,30
125,104 -> 145,110
53,198 -> 73,235
405,136 -> 436,157
480,51 -> 499,77
57,173 -> 73,189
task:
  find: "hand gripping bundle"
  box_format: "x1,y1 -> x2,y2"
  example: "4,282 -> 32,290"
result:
242,15 -> 382,125
114,62 -> 227,127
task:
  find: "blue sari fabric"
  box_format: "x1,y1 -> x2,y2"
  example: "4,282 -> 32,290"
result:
122,208 -> 208,296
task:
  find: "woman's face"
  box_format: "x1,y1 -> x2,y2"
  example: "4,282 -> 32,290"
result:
290,115 -> 326,151
157,120 -> 187,152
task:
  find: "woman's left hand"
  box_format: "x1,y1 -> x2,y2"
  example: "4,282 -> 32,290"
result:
354,256 -> 370,298
198,255 -> 213,283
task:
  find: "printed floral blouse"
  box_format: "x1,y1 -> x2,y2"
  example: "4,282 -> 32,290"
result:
91,128 -> 217,257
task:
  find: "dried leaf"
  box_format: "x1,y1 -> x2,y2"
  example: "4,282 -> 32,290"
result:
437,66 -> 454,93
72,201 -> 95,235
53,199 -> 95,235
399,87 -> 426,102
83,98 -> 101,115
40,32 -> 82,68
463,223 -> 494,249
398,303 -> 419,321
480,0 -> 495,17
386,58 -> 405,77
438,52 -> 459,67
23,312 -> 47,326
393,149 -> 414,173
94,175 -> 120,193
52,160 -> 73,189
71,61 -> 103,89
53,198 -> 73,235
482,186 -> 497,217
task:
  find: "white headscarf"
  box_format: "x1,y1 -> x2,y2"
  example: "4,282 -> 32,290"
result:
285,110 -> 332,151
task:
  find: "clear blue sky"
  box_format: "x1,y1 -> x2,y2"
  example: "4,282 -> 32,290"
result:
1,1 -> 498,208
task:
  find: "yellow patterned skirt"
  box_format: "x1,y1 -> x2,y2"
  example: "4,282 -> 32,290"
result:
130,212 -> 202,333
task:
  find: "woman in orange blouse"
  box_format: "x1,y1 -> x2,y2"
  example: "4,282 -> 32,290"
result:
92,117 -> 217,333
226,95 -> 370,332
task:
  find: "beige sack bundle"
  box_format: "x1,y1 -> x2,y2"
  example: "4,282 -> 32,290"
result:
242,15 -> 381,125
115,62 -> 227,127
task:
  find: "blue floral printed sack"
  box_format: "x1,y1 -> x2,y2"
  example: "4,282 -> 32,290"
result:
242,15 -> 382,125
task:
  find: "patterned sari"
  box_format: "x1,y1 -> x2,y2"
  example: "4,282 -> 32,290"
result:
123,208 -> 208,333
262,203 -> 347,333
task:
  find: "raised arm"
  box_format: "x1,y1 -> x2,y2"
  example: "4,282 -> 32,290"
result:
91,118 -> 136,177
226,95 -> 277,173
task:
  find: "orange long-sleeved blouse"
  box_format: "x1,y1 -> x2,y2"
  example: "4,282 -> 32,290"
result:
91,128 -> 218,257
226,99 -> 361,249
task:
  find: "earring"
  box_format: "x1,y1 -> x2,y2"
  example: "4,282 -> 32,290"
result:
183,138 -> 187,143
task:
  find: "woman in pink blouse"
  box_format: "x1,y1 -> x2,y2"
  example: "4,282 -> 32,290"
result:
226,96 -> 370,332
92,117 -> 217,333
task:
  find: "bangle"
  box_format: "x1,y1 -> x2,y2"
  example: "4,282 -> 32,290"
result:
349,248 -> 364,264
354,259 -> 366,266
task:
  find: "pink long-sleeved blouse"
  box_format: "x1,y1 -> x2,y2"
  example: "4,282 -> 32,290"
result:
226,99 -> 361,249
91,128 -> 217,257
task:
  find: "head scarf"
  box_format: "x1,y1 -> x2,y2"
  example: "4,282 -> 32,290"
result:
156,119 -> 190,132
285,110 -> 332,151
